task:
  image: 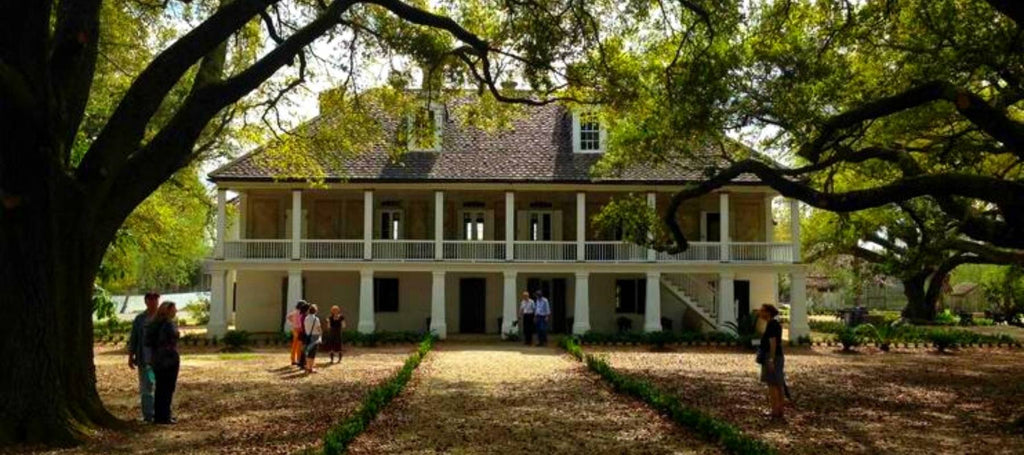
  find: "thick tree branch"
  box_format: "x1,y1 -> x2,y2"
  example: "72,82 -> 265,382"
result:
662,159 -> 1024,252
77,0 -> 276,185
49,0 -> 102,165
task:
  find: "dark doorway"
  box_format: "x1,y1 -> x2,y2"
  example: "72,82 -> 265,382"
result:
459,278 -> 487,333
735,280 -> 751,318
705,213 -> 721,241
526,277 -> 568,333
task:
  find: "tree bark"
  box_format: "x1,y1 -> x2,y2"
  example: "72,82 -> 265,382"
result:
901,272 -> 938,321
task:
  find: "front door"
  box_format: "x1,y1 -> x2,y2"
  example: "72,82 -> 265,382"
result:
459,278 -> 487,333
526,278 -> 568,333
735,280 -> 751,318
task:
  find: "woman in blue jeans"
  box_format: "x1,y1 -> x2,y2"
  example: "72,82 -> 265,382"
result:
146,301 -> 181,425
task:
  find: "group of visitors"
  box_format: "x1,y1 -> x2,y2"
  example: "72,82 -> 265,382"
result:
288,301 -> 345,373
517,289 -> 552,346
127,292 -> 180,425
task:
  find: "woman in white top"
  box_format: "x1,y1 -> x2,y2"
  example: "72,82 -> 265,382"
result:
518,291 -> 535,346
304,304 -> 324,373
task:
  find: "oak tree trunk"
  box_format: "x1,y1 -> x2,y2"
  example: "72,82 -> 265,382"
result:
901,273 -> 937,321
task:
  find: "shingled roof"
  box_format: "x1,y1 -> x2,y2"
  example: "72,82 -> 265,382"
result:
209,97 -> 760,184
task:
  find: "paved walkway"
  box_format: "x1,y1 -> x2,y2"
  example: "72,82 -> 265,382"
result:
349,343 -> 718,454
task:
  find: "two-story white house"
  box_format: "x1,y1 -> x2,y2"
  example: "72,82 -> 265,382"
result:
205,95 -> 811,340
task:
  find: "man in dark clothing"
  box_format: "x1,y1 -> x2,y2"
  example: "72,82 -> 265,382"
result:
127,292 -> 159,422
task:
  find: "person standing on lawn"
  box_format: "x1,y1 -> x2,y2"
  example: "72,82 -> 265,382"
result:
325,305 -> 345,363
146,301 -> 181,424
288,300 -> 308,367
756,303 -> 787,421
533,290 -> 551,347
128,292 -> 159,423
303,304 -> 323,373
518,291 -> 535,346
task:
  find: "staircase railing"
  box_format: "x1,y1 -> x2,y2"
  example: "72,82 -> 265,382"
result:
663,274 -> 718,320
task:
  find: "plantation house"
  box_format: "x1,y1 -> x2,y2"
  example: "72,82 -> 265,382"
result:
205,96 -> 810,339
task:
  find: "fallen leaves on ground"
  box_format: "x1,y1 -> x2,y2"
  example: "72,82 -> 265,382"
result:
26,345 -> 412,454
348,343 -> 720,454
590,346 -> 1024,455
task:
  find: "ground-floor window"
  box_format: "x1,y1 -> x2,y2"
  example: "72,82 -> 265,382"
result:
615,279 -> 646,314
374,278 -> 399,312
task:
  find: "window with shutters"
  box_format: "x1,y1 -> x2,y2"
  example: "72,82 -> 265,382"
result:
462,210 -> 486,240
528,211 -> 554,241
374,278 -> 399,312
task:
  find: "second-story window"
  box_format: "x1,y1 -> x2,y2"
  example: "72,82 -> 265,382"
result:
529,211 -> 553,241
573,111 -> 606,153
463,211 -> 486,241
379,209 -> 402,240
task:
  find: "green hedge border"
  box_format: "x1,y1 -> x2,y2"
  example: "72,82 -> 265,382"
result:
320,335 -> 435,454
560,337 -> 774,455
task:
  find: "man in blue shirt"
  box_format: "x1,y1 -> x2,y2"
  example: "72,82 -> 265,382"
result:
533,290 -> 551,346
127,292 -> 159,422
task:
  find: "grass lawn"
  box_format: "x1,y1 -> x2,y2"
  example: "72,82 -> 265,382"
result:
24,344 -> 414,454
589,346 -> 1024,455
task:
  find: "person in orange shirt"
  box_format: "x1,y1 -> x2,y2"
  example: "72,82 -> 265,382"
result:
288,301 -> 309,367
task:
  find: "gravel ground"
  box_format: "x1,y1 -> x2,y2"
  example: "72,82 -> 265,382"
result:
25,345 -> 413,454
349,343 -> 719,454
589,346 -> 1024,455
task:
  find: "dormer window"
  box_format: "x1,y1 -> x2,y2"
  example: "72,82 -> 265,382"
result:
408,103 -> 444,152
572,111 -> 606,153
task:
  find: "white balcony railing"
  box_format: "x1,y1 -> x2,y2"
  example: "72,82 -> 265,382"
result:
585,242 -> 649,262
301,240 -> 363,260
656,242 -> 721,262
513,241 -> 577,262
224,240 -> 291,259
730,242 -> 794,262
372,240 -> 434,261
221,239 -> 796,263
443,241 -> 505,261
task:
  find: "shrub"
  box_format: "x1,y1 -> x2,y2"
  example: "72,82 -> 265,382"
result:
927,330 -> 959,353
833,327 -> 863,352
723,312 -> 758,347
221,330 -> 252,352
183,298 -> 210,325
933,309 -> 960,326
796,335 -> 812,345
809,319 -> 845,334
856,322 -> 902,352
974,318 -> 995,326
503,330 -> 521,342
322,335 -> 434,454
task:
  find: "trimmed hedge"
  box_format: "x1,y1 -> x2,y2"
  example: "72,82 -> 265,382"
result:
577,330 -> 739,346
560,338 -> 773,455
321,335 -> 435,454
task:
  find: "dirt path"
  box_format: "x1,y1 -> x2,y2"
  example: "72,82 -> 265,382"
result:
349,343 -> 718,454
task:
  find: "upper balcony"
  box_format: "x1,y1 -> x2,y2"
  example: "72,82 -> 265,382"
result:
212,187 -> 801,264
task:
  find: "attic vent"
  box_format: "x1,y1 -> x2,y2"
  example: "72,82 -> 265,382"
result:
529,202 -> 553,209
462,201 -> 486,208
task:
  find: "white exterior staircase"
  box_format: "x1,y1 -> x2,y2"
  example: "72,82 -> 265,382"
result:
661,274 -> 718,328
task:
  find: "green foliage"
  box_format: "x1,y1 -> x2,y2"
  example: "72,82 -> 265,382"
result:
503,330 -> 522,342
183,299 -> 211,326
221,330 -> 252,352
833,327 -> 864,352
856,322 -> 901,352
562,339 -> 774,454
591,194 -> 663,246
724,312 -> 759,347
926,331 -> 960,353
815,318 -> 1016,347
808,320 -> 846,334
321,335 -> 434,454
933,309 -> 960,326
92,285 -> 117,321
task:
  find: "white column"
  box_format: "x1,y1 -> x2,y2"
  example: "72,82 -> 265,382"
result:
790,270 -> 810,340
208,269 -> 227,337
434,191 -> 444,260
214,188 -> 226,259
766,195 -> 778,304
291,190 -> 301,260
576,192 -> 586,261
647,192 -> 657,261
572,271 -> 591,334
237,192 -> 247,240
719,192 -> 730,261
718,272 -> 736,331
789,198 -> 801,262
363,190 -> 373,260
505,191 -> 514,261
358,269 -> 375,333
644,271 -> 662,332
430,271 -> 447,339
286,268 -> 303,328
502,271 -> 517,338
